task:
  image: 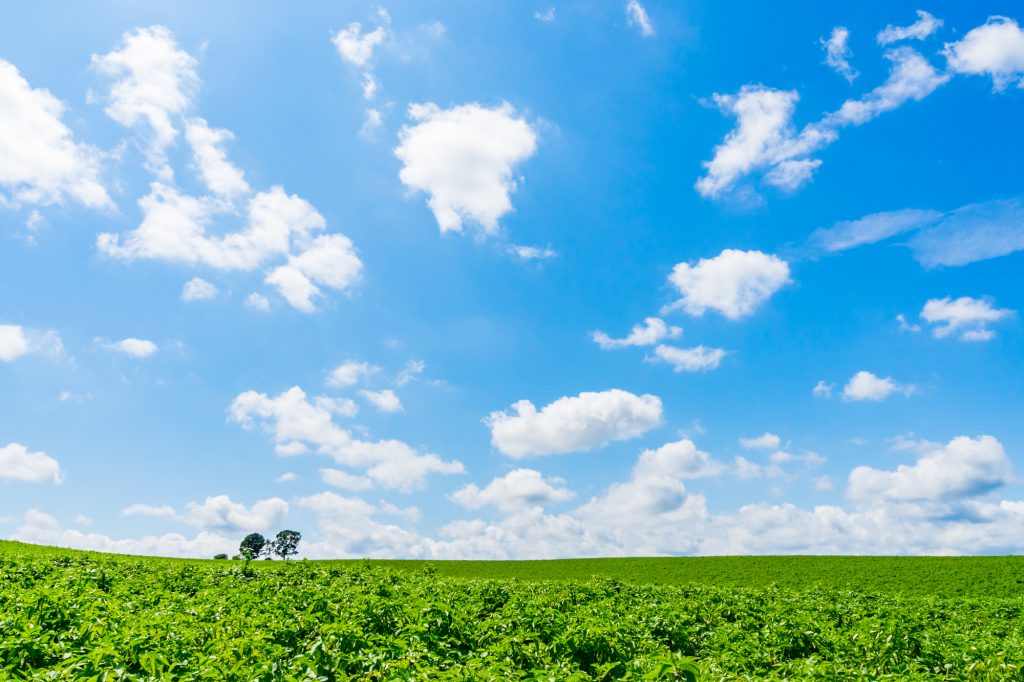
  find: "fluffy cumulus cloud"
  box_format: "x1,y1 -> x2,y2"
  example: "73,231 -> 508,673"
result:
91,25 -> 199,177
592,317 -> 681,349
451,469 -> 575,514
666,249 -> 791,319
0,61 -> 110,208
184,495 -> 288,532
180,276 -> 218,301
842,370 -> 914,402
101,337 -> 158,358
359,389 -> 403,413
12,509 -> 237,559
920,296 -> 1014,341
229,386 -> 463,491
0,325 -> 30,362
486,389 -> 662,458
395,102 -> 538,235
877,10 -> 943,45
822,27 -> 858,82
944,16 -> 1024,91
697,26 -> 955,198
648,344 -> 726,373
92,26 -> 362,312
625,1 -> 654,37
0,443 -> 63,484
327,359 -> 380,387
122,503 -> 176,518
739,433 -> 781,450
848,435 -> 1011,504
332,21 -> 387,70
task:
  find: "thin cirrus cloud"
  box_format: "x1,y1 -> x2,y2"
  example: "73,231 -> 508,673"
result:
394,102 -> 538,236
807,198 -> 1024,268
625,1 -> 655,37
485,389 -> 663,458
0,61 -> 111,210
90,26 -> 363,313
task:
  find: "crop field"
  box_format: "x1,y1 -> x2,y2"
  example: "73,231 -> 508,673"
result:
3,541 -> 1024,680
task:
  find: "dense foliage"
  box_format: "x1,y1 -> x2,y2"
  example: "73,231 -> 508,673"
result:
2,542 -> 1023,679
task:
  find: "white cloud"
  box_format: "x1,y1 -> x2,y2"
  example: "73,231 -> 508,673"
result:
697,46 -> 947,198
824,47 -> 950,127
0,443 -> 63,484
822,26 -> 858,82
451,469 -> 575,513
508,244 -> 557,261
733,456 -> 762,479
943,16 -> 1024,91
264,234 -> 363,312
102,337 -> 158,358
245,292 -> 270,311
649,344 -> 726,373
910,198 -> 1024,267
0,325 -> 30,362
184,495 -> 288,533
276,472 -> 298,483
694,86 -> 828,199
592,317 -> 681,349
12,509 -> 237,559
395,102 -> 538,235
185,118 -> 249,197
327,359 -> 380,387
812,380 -> 834,398
360,389 -> 403,413
920,296 -> 1013,341
74,515 -> 93,527
625,0 -> 655,37
229,385 -> 463,491
359,108 -> 383,138
122,503 -> 176,518
0,61 -> 110,208
534,8 -> 556,23
93,28 -> 362,313
877,10 -> 943,45
810,208 -> 942,252
486,389 -> 662,458
635,438 -> 727,480
297,491 -> 420,559
842,370 -> 914,402
180,276 -> 218,301
320,468 -> 373,491
897,313 -> 921,333
332,22 -> 387,69
91,26 -> 199,178
666,249 -> 791,319
848,435 -> 1011,503
811,199 -> 1024,268
395,359 -> 426,386
739,432 -> 781,450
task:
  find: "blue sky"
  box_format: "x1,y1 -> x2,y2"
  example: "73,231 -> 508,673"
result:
2,1 -> 1024,557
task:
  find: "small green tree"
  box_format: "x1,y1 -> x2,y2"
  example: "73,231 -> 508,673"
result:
213,553 -> 228,560
272,530 -> 301,560
239,533 -> 267,559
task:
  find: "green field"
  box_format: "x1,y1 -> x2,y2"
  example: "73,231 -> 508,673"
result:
3,540 -> 1024,680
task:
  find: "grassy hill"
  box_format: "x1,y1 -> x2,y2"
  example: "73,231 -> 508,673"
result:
3,541 -> 1023,679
